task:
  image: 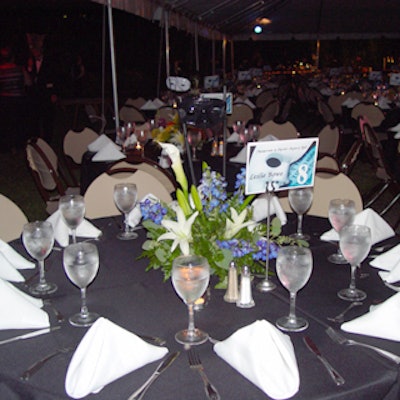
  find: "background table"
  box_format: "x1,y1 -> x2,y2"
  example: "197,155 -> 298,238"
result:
1,216 -> 399,399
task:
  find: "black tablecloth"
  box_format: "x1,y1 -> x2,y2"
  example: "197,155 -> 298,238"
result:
1,216 -> 399,400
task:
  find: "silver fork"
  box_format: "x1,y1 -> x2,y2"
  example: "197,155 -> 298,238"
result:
188,348 -> 220,400
20,347 -> 73,380
326,327 -> 400,364
326,301 -> 363,323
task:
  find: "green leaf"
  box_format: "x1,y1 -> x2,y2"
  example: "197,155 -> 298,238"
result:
190,185 -> 203,212
176,188 -> 191,216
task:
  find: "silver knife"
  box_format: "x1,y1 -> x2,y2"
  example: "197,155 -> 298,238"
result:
0,326 -> 61,346
303,336 -> 345,386
127,351 -> 180,400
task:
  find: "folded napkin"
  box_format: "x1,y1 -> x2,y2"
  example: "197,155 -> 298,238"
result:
140,99 -> 157,110
252,194 -> 287,225
320,208 -> 395,245
47,210 -> 102,247
127,194 -> 158,228
92,142 -> 126,162
341,292 -> 400,341
0,239 -> 34,282
388,122 -> 400,132
87,134 -> 118,153
0,278 -> 49,329
229,145 -> 246,163
214,320 -> 299,400
227,131 -> 240,143
395,131 -> 400,139
341,97 -> 360,108
378,97 -> 391,110
65,317 -> 168,399
370,244 -> 400,283
152,98 -> 166,109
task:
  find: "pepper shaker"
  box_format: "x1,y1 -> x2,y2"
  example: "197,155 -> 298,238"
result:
224,261 -> 239,303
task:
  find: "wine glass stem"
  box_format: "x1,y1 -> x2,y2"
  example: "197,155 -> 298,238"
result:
297,214 -> 304,235
80,287 -> 89,318
38,260 -> 47,286
289,291 -> 297,321
349,264 -> 357,290
124,213 -> 130,234
72,229 -> 77,244
187,303 -> 195,334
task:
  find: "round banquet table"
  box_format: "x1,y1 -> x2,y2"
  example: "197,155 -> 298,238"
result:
1,215 -> 399,400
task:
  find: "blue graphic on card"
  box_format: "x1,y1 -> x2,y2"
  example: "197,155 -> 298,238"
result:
287,142 -> 317,187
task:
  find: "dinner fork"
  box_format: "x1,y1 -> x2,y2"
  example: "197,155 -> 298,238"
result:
188,348 -> 220,400
326,301 -> 363,323
325,327 -> 400,364
20,347 -> 73,380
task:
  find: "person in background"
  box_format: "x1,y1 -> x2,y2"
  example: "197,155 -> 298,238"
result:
0,44 -> 31,153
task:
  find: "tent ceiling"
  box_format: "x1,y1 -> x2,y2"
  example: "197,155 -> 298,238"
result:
91,0 -> 400,40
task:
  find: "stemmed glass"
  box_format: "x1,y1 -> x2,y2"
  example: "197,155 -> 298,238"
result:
239,128 -> 251,146
113,183 -> 138,240
248,124 -> 260,141
136,130 -> 148,156
289,188 -> 313,240
22,221 -> 57,296
276,246 -> 313,332
233,121 -> 244,147
187,130 -> 202,161
63,242 -> 100,327
59,195 -> 85,244
328,199 -> 356,264
171,254 -> 210,345
338,224 -> 371,301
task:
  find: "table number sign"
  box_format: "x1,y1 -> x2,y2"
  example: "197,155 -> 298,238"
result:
245,138 -> 319,195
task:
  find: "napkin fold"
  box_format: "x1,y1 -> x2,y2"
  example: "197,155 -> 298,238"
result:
0,278 -> 49,329
47,210 -> 102,247
229,145 -> 246,163
65,317 -> 168,399
341,292 -> 400,341
92,142 -> 126,162
342,97 -> 360,108
214,320 -> 299,399
87,134 -> 118,153
370,244 -> 400,283
388,122 -> 400,133
320,208 -> 395,245
0,239 -> 34,282
252,194 -> 287,225
227,131 -> 240,143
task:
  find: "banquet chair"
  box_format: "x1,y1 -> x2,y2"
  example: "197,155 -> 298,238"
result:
340,137 -> 363,175
317,125 -> 340,159
259,99 -> 280,125
0,194 -> 28,242
119,105 -> 146,124
226,103 -> 254,128
259,120 -> 297,140
63,127 -> 99,186
84,167 -> 174,219
327,94 -> 346,116
316,155 -> 340,174
26,137 -> 79,214
317,99 -> 336,126
125,97 -> 147,109
279,172 -> 363,218
351,102 -> 385,128
255,90 -> 275,109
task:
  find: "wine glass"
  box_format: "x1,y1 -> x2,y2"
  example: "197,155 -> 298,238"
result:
171,254 -> 210,345
63,242 -> 100,327
248,124 -> 260,141
187,130 -> 202,161
22,221 -> 57,296
276,246 -> 313,332
233,121 -> 244,146
289,188 -> 313,240
113,183 -> 138,240
338,224 -> 371,301
59,194 -> 85,244
239,128 -> 251,146
136,129 -> 148,156
328,199 -> 356,264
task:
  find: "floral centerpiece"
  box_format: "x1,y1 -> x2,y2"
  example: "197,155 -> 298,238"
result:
150,113 -> 185,151
139,143 -> 303,288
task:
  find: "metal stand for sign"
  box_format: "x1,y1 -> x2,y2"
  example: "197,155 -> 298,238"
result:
256,183 -> 277,292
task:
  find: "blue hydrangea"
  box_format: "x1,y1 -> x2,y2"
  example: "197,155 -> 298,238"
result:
198,166 -> 228,215
252,239 -> 279,261
140,199 -> 167,225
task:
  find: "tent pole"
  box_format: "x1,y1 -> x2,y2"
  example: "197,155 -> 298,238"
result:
107,0 -> 119,130
195,23 -> 199,72
222,37 -> 227,80
165,10 -> 170,77
157,9 -> 165,98
211,36 -> 216,75
230,39 -> 235,77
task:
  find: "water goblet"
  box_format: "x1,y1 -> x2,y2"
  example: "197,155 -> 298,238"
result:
136,129 -> 148,156
113,183 -> 138,240
233,121 -> 244,147
239,128 -> 251,146
187,129 -> 202,161
63,242 -> 100,327
327,199 -> 356,264
59,194 -> 85,244
22,221 -> 57,296
338,224 -> 371,301
171,254 -> 210,345
248,124 -> 260,141
276,246 -> 313,332
288,188 -> 313,240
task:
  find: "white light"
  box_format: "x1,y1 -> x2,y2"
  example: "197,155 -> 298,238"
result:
254,25 -> 262,34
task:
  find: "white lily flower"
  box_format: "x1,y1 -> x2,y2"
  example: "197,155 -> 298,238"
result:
158,207 -> 199,255
157,142 -> 188,192
224,207 -> 255,239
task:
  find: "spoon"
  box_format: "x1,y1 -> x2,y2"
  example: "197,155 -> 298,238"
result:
327,301 -> 363,323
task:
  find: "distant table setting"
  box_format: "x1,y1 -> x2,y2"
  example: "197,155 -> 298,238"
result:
0,208 -> 400,399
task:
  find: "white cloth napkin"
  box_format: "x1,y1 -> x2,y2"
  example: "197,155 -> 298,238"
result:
140,100 -> 156,110
320,208 -> 395,245
87,134 -> 118,153
0,239 -> 34,282
342,97 -> 360,108
214,320 -> 299,400
370,244 -> 400,283
378,97 -> 391,110
388,122 -> 400,133
0,278 -> 49,329
65,317 -> 168,399
341,292 -> 400,341
229,145 -> 246,163
47,210 -> 102,247
152,98 -> 166,109
227,132 -> 240,143
92,142 -> 126,162
252,194 -> 287,225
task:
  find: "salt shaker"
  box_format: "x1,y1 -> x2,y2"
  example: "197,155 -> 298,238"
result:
236,265 -> 255,308
224,261 -> 239,303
